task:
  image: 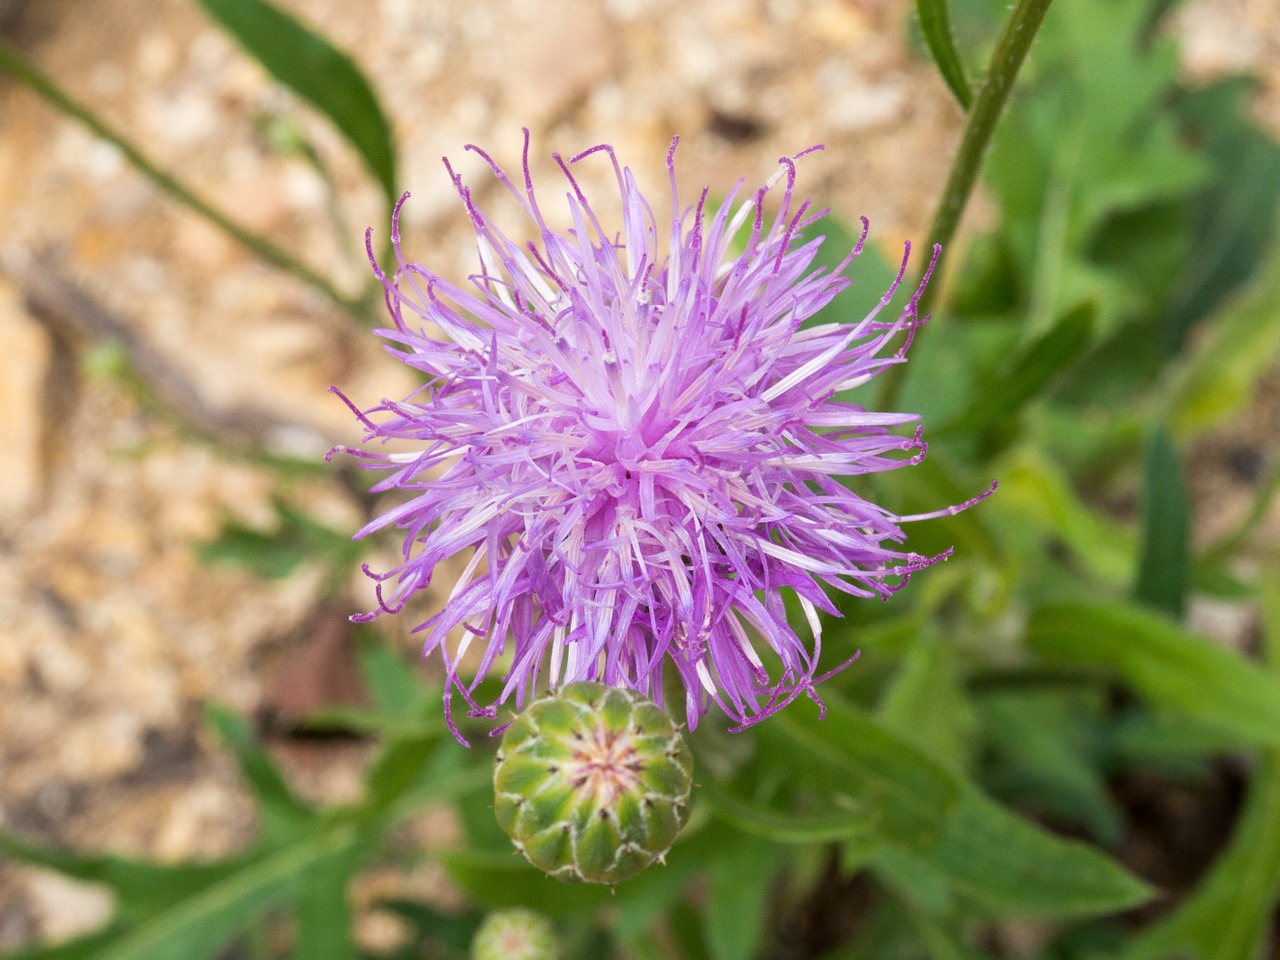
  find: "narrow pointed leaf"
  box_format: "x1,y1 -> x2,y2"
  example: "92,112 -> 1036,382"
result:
1134,427 -> 1190,619
1027,601 -> 1280,747
916,0 -> 973,109
205,705 -> 314,838
193,0 -> 396,205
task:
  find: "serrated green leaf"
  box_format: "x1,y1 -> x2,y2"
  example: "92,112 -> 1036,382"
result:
774,697 -> 1150,917
769,698 -> 960,849
915,0 -> 972,109
1027,601 -> 1280,747
193,0 -> 396,206
881,789 -> 1151,918
1133,427 -> 1190,619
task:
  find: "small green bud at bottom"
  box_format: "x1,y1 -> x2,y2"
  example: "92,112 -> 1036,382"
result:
471,907 -> 558,960
494,681 -> 694,884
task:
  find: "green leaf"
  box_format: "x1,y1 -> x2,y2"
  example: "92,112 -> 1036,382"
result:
877,637 -> 977,773
705,835 -> 783,960
1133,427 -> 1190,619
1027,601 -> 1280,747
293,848 -> 360,960
701,778 -> 875,845
883,789 -> 1151,918
205,705 -> 314,839
1,829 -> 362,960
978,692 -> 1123,845
97,829 -> 360,960
1163,77 -> 1280,351
773,697 -> 1150,917
1166,237 -> 1280,439
935,302 -> 1094,440
193,0 -> 397,206
769,698 -> 960,849
0,834 -> 245,925
196,499 -> 362,583
993,449 -> 1134,585
915,0 -> 973,109
1120,577 -> 1280,960
440,849 -> 613,916
354,632 -> 432,721
0,928 -> 122,960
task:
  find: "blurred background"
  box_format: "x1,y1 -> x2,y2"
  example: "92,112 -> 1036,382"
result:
1,0 -> 1279,956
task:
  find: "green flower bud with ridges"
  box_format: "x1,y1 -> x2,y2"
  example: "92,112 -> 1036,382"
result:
470,907 -> 558,960
494,681 -> 694,884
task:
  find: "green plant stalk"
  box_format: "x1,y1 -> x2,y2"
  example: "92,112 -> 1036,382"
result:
879,0 -> 1056,409
0,39 -> 368,319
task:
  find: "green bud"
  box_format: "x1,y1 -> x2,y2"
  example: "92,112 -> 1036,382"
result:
493,682 -> 694,884
470,907 -> 558,960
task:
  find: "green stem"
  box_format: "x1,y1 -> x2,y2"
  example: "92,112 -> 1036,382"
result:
878,0 -> 1056,409
0,39 -> 367,319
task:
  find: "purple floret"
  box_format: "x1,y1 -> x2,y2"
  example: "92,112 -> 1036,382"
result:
331,131 -> 993,744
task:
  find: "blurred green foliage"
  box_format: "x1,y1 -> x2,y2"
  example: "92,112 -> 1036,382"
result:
4,0 -> 1280,956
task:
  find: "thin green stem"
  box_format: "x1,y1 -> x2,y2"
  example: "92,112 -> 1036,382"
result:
878,0 -> 1056,409
0,39 -> 368,319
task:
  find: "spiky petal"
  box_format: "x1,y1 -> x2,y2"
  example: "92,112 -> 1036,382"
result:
331,132 -> 994,744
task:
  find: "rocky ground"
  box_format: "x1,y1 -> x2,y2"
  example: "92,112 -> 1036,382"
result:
0,0 -> 1277,952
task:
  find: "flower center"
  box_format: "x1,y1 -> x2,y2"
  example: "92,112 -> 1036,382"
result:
563,723 -> 644,808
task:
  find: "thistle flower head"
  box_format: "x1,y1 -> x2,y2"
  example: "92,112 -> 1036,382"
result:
471,908 -> 559,960
493,681 -> 693,884
332,132 -> 992,744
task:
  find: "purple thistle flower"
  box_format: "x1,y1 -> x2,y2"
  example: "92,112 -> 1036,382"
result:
331,132 -> 993,745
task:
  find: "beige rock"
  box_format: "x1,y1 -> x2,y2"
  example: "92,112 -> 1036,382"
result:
499,0 -> 620,125
0,278 -> 51,526
24,869 -> 114,943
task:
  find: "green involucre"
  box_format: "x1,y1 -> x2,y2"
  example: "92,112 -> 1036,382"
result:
493,682 -> 693,885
